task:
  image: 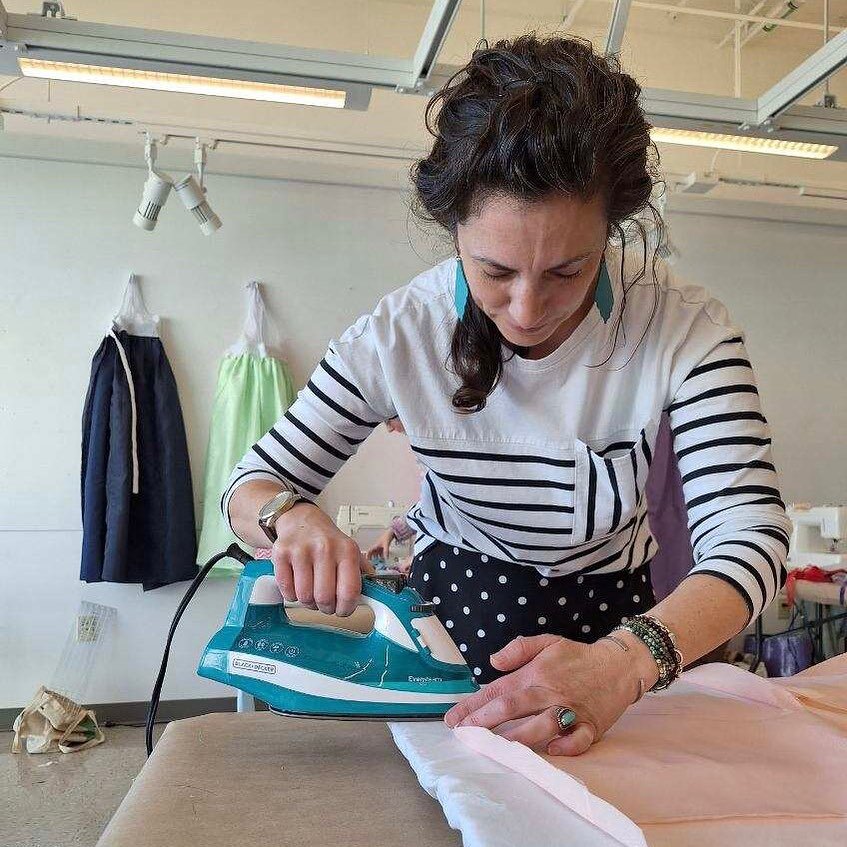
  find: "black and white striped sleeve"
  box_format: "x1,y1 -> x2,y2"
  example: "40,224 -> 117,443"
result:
220,313 -> 393,529
669,330 -> 792,625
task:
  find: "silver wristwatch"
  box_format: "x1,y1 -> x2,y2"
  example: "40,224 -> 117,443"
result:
257,488 -> 304,543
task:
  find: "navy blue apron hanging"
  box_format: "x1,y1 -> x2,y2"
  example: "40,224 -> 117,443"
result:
80,276 -> 197,590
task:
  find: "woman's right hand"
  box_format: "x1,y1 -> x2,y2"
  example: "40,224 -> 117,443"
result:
271,502 -> 374,617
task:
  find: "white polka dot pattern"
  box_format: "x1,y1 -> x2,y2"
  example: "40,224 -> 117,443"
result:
407,542 -> 655,685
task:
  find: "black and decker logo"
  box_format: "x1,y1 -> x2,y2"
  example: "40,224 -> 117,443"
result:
233,657 -> 276,675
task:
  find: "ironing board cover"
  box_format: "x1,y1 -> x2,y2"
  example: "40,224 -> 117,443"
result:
197,282 -> 296,573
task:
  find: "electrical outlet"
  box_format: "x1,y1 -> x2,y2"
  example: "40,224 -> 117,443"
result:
76,614 -> 99,642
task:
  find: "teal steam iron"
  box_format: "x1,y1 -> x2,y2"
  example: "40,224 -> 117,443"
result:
196,556 -> 480,720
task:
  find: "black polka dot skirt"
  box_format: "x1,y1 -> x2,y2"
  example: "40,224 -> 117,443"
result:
409,541 -> 655,684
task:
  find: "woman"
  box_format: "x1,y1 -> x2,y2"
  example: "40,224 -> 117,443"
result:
224,34 -> 790,757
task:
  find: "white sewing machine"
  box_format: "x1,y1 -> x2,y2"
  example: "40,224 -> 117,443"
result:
336,502 -> 413,561
786,504 -> 847,570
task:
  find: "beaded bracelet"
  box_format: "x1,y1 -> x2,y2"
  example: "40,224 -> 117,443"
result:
627,616 -> 681,690
637,614 -> 683,689
613,614 -> 683,691
615,621 -> 675,691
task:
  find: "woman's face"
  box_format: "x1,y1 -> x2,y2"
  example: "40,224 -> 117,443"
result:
456,191 -> 608,359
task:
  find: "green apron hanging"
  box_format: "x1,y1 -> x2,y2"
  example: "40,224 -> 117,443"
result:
197,282 -> 296,574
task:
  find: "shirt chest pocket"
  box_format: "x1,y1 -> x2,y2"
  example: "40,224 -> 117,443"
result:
571,424 -> 658,546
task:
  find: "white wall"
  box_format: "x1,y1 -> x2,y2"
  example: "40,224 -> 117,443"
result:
668,210 -> 847,505
0,157 -> 426,708
1,157 -> 845,708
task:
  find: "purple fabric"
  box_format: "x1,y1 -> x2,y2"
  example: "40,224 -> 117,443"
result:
645,412 -> 694,602
391,515 -> 415,543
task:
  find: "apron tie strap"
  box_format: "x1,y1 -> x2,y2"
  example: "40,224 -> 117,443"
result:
108,329 -> 140,495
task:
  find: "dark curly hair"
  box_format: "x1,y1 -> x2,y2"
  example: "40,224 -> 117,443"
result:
410,33 -> 665,413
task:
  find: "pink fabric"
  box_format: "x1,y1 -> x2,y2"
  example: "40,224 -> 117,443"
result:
458,655 -> 847,846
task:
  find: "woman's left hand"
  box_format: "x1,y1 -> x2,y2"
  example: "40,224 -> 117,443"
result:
444,634 -> 653,756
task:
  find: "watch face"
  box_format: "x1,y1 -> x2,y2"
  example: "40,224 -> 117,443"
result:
260,491 -> 293,523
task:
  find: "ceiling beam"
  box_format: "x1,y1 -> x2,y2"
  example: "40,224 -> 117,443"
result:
563,0 -> 589,30
605,0 -> 633,54
756,27 -> 847,123
716,0 -> 769,50
605,0 -> 840,32
409,0 -> 462,85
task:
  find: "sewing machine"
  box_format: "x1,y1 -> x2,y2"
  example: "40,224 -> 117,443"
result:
787,504 -> 847,570
336,502 -> 414,562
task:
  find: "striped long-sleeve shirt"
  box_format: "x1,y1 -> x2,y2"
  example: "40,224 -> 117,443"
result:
222,246 -> 791,624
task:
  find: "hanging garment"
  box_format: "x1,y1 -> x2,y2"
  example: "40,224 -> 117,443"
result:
80,275 -> 197,590
197,282 -> 296,574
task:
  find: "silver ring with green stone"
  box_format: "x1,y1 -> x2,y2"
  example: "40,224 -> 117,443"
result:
554,706 -> 577,734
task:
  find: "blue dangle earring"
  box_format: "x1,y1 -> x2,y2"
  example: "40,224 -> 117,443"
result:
594,254 -> 614,323
454,255 -> 470,320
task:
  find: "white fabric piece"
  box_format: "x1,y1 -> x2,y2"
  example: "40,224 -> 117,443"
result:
112,273 -> 159,337
455,727 -> 646,847
389,721 -> 632,847
227,281 -> 280,358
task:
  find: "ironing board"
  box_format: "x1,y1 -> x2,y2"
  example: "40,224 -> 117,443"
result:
95,713 -> 460,847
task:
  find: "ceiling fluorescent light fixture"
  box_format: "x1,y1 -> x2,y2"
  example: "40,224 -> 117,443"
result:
651,127 -> 837,160
18,57 -> 348,108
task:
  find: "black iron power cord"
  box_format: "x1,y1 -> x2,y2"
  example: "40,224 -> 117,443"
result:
145,543 -> 254,755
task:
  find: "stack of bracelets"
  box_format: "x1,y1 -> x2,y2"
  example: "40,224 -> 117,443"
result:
613,614 -> 684,692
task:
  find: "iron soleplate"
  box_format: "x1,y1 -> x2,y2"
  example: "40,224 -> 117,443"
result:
268,706 -> 448,722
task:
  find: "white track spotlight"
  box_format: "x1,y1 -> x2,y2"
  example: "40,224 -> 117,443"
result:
174,174 -> 221,235
133,170 -> 173,231
133,135 -> 174,231
174,140 -> 222,235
